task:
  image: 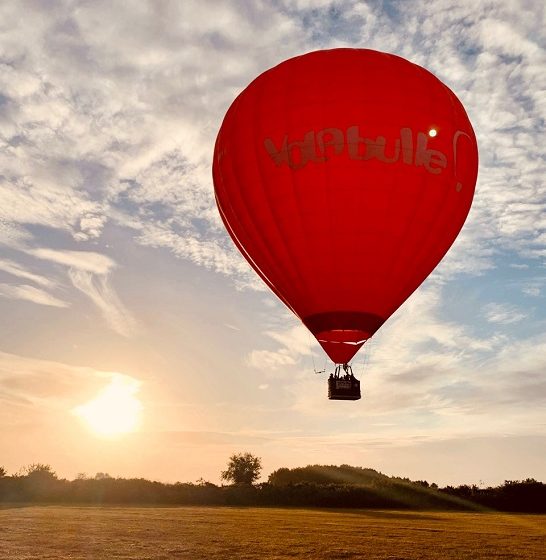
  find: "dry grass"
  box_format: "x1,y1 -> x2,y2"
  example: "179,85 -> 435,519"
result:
1,506 -> 545,559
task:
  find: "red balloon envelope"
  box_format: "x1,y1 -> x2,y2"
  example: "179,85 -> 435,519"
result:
213,49 -> 478,365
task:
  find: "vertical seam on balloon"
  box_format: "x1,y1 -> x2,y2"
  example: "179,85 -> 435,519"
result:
217,99 -> 297,312
383,76 -> 458,316
249,67 -> 310,315
215,191 -> 298,316
392,169 -> 457,315
364,53 -> 403,319
387,69 -> 439,306
379,62 -> 429,310
380,60 -> 438,310
377,159 -> 401,318
395,86 -> 475,300
316,57 -> 339,313
215,145 -> 277,288
373,97 -> 404,318
356,53 -> 386,322
213,129 -> 262,279
284,60 -> 321,316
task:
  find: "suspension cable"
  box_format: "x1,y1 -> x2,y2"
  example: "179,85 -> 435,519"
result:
308,331 -> 325,374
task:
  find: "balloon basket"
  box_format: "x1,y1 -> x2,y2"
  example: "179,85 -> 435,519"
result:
327,365 -> 361,401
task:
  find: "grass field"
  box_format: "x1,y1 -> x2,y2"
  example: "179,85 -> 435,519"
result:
1,506 -> 545,559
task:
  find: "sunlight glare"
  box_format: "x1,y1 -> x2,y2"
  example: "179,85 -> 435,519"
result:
74,375 -> 142,438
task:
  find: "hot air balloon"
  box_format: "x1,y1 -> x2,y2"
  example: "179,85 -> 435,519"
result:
213,49 -> 478,400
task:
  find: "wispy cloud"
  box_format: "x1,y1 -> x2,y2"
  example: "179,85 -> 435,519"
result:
68,268 -> 138,337
0,220 -> 30,248
0,283 -> 68,307
483,303 -> 527,324
0,258 -> 54,287
0,259 -> 55,288
247,347 -> 299,371
27,249 -> 115,275
25,248 -> 138,336
522,281 -> 543,297
247,324 -> 313,372
280,280 -> 545,438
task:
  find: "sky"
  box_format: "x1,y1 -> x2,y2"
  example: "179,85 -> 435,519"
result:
0,0 -> 545,487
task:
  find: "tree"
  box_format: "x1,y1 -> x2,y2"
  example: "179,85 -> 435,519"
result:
221,452 -> 262,486
21,463 -> 57,481
94,472 -> 112,480
0,466 -> 6,477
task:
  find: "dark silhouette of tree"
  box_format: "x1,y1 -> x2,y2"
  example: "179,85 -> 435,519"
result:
94,472 -> 112,480
0,461 -> 544,512
21,463 -> 57,481
15,463 -> 60,502
221,452 -> 262,486
0,466 -> 6,477
268,464 -> 385,486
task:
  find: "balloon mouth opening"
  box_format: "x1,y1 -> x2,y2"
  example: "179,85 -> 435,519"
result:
317,329 -> 369,346
316,329 -> 369,365
302,311 -> 384,363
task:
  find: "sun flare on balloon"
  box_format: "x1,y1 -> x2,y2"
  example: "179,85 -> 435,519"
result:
74,375 -> 142,438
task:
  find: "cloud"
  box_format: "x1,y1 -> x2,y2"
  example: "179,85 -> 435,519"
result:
0,159 -> 107,243
22,247 -> 138,336
0,0 -> 304,285
0,258 -> 54,287
483,302 -> 527,324
247,323 -> 313,372
0,219 -> 30,247
68,268 -> 138,337
247,348 -> 299,371
27,248 -> 115,275
133,220 -> 258,287
280,279 -> 546,438
0,0 -> 543,292
522,283 -> 542,297
151,429 -> 272,448
0,283 -> 68,307
245,281 -> 532,430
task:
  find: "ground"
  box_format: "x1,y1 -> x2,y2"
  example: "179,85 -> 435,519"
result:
1,506 -> 544,559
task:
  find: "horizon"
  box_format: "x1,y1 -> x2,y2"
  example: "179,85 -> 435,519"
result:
5,458 -> 545,491
1,1 -> 545,489
2,456 -> 545,487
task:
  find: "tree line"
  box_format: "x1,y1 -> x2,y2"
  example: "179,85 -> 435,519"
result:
0,456 -> 544,513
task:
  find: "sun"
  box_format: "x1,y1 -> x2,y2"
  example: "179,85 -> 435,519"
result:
74,375 -> 142,438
